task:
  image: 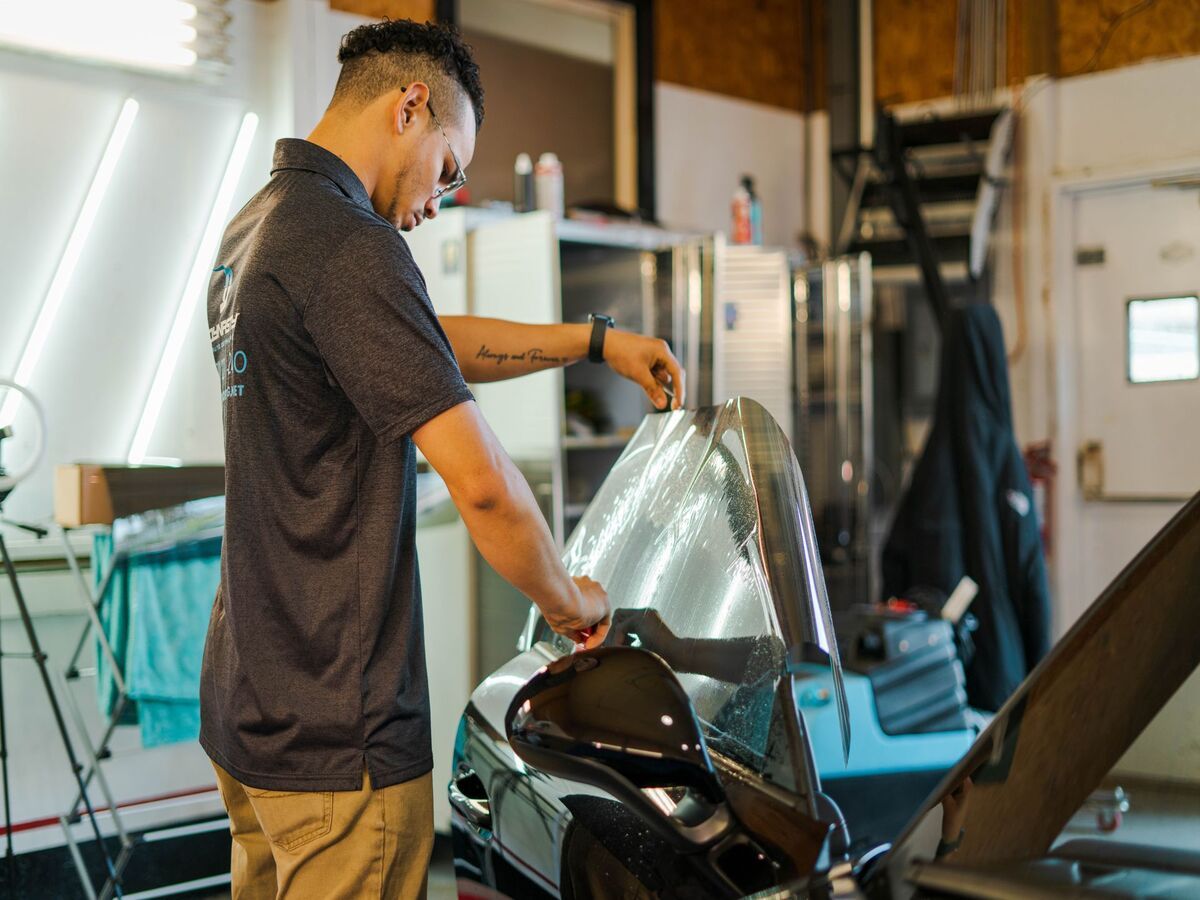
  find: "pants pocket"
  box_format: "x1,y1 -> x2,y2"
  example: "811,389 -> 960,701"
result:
244,788 -> 334,852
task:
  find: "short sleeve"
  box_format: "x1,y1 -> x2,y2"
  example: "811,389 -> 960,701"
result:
303,225 -> 473,443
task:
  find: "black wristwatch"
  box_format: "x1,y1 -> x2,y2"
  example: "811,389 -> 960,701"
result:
587,313 -> 614,363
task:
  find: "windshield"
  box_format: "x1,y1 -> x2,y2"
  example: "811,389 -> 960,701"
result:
884,492 -> 1200,893
545,398 -> 847,797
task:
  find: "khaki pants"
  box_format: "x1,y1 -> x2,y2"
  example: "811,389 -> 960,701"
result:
212,762 -> 434,899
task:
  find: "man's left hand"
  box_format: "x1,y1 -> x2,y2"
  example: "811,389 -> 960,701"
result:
602,331 -> 686,411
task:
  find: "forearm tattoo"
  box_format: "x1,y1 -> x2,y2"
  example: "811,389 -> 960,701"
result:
475,345 -> 569,366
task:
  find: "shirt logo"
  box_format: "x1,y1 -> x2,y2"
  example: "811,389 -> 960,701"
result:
215,265 -> 235,315
210,265 -> 240,343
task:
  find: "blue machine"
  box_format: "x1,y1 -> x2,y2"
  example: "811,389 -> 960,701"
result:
799,668 -> 974,780
796,608 -> 981,852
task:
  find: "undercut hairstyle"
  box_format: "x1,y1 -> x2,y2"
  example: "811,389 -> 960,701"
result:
333,20 -> 484,132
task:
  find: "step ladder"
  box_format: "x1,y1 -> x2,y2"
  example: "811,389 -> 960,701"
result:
834,105 -> 1014,328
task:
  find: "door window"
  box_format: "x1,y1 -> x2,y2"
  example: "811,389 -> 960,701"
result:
1127,295 -> 1199,384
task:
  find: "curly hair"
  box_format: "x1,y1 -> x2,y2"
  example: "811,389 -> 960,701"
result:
333,19 -> 484,131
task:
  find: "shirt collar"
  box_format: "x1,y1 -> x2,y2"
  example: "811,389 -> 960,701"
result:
271,138 -> 373,211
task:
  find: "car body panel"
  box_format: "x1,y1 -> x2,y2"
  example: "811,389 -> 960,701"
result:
453,404 -> 1200,898
452,399 -> 849,896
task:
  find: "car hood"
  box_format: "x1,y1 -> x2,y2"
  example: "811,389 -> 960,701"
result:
879,491 -> 1200,890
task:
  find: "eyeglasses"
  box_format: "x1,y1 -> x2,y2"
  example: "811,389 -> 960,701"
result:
427,100 -> 467,199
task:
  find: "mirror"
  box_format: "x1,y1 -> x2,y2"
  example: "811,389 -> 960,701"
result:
506,646 -> 731,848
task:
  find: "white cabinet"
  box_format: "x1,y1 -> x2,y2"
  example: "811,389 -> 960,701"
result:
415,517 -> 472,833
711,236 -> 795,437
467,211 -> 564,462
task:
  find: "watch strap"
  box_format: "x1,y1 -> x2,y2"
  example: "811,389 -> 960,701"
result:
588,314 -> 613,363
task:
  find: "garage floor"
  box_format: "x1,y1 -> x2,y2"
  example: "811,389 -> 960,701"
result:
192,784 -> 1200,897
1057,780 -> 1200,854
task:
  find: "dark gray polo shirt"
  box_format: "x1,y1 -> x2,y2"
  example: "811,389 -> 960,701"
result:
200,139 -> 473,792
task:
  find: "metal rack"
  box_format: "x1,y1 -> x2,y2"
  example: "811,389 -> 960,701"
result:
57,525 -> 134,900
0,517 -> 123,899
51,509 -> 228,900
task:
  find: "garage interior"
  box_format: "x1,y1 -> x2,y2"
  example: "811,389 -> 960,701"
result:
1,0 -> 1199,897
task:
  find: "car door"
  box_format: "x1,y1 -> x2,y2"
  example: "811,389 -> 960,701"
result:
450,398 -> 850,898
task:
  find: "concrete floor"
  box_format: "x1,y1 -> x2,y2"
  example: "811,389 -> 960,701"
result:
195,782 -> 1200,898
1056,780 -> 1200,854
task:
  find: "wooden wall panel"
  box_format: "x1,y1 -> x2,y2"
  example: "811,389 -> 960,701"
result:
873,0 -> 1200,107
330,0 -> 437,21
457,29 -> 615,206
872,0 -> 961,106
1057,0 -> 1200,77
655,0 -> 816,111
871,0 -> 1029,105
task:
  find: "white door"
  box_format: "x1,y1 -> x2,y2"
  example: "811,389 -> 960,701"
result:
1074,183 -> 1200,500
1069,181 -> 1200,789
1064,181 -> 1200,618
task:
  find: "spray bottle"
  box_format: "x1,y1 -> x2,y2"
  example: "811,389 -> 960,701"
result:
745,176 -> 763,245
735,175 -> 763,245
731,178 -> 752,244
535,152 -> 565,219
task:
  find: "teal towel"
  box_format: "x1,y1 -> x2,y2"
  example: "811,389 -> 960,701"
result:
127,537 -> 221,747
93,530 -> 222,748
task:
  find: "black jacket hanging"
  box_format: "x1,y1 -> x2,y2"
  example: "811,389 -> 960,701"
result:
882,304 -> 1051,712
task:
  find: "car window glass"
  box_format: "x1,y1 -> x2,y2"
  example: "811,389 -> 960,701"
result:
550,409 -> 795,786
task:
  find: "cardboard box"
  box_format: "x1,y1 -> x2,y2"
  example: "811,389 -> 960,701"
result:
54,464 -> 225,527
54,465 -> 112,527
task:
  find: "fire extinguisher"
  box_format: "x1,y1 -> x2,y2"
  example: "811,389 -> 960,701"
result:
1024,441 -> 1056,558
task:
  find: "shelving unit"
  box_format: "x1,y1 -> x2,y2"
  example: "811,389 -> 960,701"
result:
795,253 -> 876,611
404,207 -> 709,671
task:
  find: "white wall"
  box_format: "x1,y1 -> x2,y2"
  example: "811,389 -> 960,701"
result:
986,57 -> 1200,784
655,82 -> 807,249
889,57 -> 1200,784
0,0 -> 290,526
287,0 -> 370,136
0,0 -> 289,851
987,56 -> 1200,622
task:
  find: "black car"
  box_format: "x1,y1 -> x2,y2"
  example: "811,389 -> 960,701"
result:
449,398 -> 1200,898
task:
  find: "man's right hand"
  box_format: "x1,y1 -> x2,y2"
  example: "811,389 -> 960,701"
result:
545,575 -> 610,650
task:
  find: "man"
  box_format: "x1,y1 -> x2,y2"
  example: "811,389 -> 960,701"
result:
201,18 -> 685,899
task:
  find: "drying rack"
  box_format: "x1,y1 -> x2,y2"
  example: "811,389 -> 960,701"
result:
55,498 -> 227,900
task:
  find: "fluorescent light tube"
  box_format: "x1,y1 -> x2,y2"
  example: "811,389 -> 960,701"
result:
127,111 -> 258,465
0,97 -> 139,427
0,1 -> 199,72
